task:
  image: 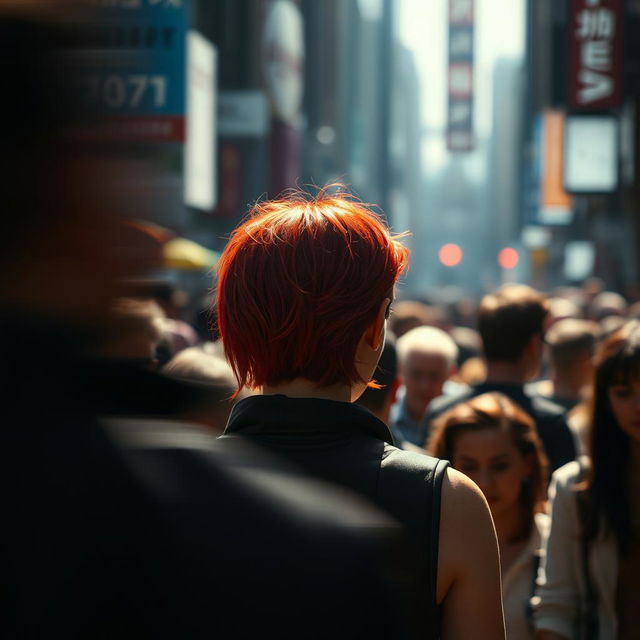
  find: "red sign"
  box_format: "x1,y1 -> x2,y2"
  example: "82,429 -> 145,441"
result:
447,0 -> 475,152
77,116 -> 185,144
568,0 -> 623,110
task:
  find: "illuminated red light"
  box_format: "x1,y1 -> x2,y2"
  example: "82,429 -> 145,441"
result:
438,243 -> 463,267
498,247 -> 519,270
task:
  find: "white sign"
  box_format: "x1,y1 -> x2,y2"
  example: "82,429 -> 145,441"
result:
522,226 -> 551,249
184,30 -> 217,210
218,91 -> 268,137
565,241 -> 595,281
564,115 -> 617,193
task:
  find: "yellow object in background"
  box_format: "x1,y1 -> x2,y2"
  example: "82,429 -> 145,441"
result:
163,237 -> 219,270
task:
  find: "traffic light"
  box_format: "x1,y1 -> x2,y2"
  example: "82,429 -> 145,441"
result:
438,243 -> 463,267
498,247 -> 519,270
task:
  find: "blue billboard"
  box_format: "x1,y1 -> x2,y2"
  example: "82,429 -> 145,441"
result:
87,0 -> 190,140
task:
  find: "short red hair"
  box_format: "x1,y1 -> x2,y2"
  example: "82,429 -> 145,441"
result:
216,186 -> 409,392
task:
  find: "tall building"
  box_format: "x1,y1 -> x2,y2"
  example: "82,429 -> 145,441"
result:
300,0 -> 395,215
389,43 -> 423,244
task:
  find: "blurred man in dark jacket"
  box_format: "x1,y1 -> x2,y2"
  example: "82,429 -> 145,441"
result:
427,285 -> 576,472
0,10 -> 419,639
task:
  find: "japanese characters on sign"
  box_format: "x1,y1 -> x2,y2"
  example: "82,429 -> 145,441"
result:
447,0 -> 474,152
568,0 -> 622,110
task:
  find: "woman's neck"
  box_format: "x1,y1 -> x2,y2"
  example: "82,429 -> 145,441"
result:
262,379 -> 352,403
492,504 -> 528,548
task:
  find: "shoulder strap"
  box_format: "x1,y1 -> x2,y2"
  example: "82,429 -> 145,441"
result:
377,451 -> 449,637
429,458 -> 449,637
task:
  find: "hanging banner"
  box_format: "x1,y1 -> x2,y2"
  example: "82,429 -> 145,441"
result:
568,0 -> 623,110
447,0 -> 475,152
539,110 -> 573,224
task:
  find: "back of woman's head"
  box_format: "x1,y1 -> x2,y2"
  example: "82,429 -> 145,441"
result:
216,186 -> 409,392
588,320 -> 640,548
428,392 -> 548,537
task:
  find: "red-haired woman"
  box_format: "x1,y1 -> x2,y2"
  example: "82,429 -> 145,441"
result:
534,321 -> 640,640
426,392 -> 549,639
216,187 -> 505,639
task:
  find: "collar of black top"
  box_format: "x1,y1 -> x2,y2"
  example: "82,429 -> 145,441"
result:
224,394 -> 395,445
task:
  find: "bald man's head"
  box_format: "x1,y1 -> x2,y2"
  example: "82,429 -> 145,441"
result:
397,327 -> 458,419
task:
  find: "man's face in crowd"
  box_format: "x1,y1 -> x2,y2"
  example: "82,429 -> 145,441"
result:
402,349 -> 451,417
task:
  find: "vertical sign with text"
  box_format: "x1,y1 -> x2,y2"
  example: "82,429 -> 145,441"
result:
87,0 -> 189,142
568,0 -> 623,110
447,0 -> 475,152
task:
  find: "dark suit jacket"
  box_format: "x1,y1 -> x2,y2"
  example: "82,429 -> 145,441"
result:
2,322 -> 418,639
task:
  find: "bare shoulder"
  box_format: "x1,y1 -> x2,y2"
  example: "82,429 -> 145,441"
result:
441,466 -> 488,505
437,468 -> 505,639
440,467 -> 495,530
438,467 -> 497,602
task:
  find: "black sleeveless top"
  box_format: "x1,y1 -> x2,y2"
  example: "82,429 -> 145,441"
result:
222,395 -> 449,638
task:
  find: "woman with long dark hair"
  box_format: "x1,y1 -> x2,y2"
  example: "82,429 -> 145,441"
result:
534,320 -> 640,639
427,392 -> 549,639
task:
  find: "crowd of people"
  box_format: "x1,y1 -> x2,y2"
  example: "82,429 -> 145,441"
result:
4,7 -> 640,640
371,280 -> 639,639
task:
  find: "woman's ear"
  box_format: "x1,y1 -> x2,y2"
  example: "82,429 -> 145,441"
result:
364,298 -> 391,351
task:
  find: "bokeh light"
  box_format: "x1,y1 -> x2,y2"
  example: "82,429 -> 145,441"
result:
498,247 -> 519,270
439,243 -> 463,267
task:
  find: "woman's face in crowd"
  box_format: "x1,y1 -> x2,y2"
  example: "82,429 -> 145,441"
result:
452,427 -> 531,518
607,376 -> 640,445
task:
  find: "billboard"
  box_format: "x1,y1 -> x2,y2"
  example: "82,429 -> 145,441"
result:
85,0 -> 190,142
